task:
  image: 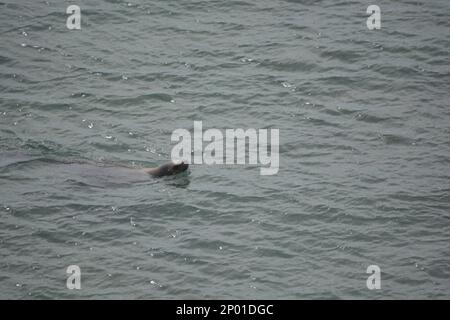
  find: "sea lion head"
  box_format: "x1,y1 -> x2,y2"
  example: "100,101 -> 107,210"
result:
168,160 -> 189,175
144,160 -> 189,177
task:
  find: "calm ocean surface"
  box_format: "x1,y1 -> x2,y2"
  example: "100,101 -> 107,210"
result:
1,0 -> 449,299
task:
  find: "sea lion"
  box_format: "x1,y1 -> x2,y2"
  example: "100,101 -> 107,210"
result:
141,160 -> 189,177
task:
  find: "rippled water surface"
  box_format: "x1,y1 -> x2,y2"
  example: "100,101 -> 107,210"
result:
1,0 -> 449,299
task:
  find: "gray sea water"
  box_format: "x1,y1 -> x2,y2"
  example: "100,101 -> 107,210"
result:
1,0 -> 449,299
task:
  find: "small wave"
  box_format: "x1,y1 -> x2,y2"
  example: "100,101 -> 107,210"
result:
98,93 -> 174,106
380,134 -> 416,146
